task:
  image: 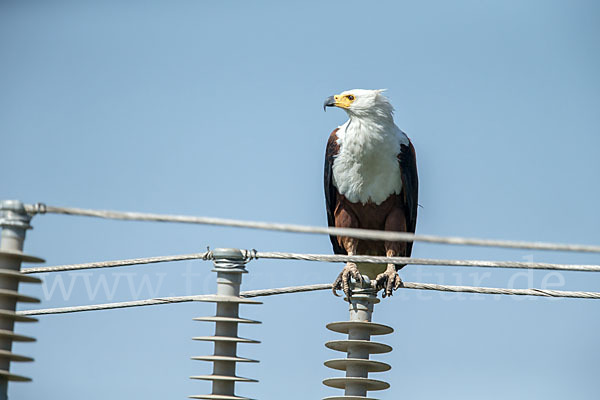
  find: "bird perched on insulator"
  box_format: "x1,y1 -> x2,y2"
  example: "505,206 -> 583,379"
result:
323,89 -> 418,299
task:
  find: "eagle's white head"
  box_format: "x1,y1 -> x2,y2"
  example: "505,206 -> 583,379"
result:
323,89 -> 394,120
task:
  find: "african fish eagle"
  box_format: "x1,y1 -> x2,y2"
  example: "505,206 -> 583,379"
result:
323,89 -> 418,298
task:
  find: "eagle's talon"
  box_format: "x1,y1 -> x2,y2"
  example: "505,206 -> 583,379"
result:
332,273 -> 343,297
333,262 -> 361,300
375,267 -> 403,298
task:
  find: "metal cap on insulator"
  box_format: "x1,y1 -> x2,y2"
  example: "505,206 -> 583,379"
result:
0,201 -> 33,231
211,248 -> 249,271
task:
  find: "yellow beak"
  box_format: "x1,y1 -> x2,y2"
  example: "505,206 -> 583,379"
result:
323,94 -> 353,111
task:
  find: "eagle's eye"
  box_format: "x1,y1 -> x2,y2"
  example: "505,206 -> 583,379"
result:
347,95 -> 355,101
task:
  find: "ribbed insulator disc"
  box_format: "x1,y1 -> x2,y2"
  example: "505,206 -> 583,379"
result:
326,321 -> 393,336
0,250 -> 45,264
0,310 -> 37,323
0,349 -> 33,362
191,355 -> 258,363
0,289 -> 40,303
324,358 -> 390,372
322,396 -> 378,400
323,377 -> 390,391
325,340 -> 392,354
0,369 -> 31,382
189,394 -> 254,400
0,329 -> 36,342
190,374 -> 258,383
192,336 -> 260,344
0,269 -> 42,283
194,295 -> 262,305
193,316 -> 261,324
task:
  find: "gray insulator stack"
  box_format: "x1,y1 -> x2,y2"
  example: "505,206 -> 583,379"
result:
323,276 -> 393,400
0,200 -> 43,396
190,248 -> 261,400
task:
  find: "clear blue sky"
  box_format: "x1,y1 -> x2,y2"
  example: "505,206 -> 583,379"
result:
2,1 -> 599,399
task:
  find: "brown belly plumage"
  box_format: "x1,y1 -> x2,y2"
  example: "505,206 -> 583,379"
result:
334,193 -> 408,278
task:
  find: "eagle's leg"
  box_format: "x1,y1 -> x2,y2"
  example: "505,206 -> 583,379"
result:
332,206 -> 363,299
374,250 -> 404,298
332,239 -> 362,300
375,209 -> 407,298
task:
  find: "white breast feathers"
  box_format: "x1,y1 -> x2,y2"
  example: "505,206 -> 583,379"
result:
332,119 -> 408,205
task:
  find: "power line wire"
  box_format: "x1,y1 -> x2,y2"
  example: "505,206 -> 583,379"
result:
254,251 -> 600,272
21,252 -> 211,274
24,203 -> 600,253
18,282 -> 600,316
21,250 -> 600,275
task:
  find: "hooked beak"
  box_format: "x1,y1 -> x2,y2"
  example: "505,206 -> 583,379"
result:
323,95 -> 336,112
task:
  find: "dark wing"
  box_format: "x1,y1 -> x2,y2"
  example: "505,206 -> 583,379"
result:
324,128 -> 346,255
398,139 -> 419,256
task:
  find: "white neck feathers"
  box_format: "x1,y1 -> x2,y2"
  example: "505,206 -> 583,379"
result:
332,116 -> 408,205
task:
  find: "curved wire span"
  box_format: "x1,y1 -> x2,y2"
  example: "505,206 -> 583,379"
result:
24,204 -> 600,253
18,282 -> 600,316
21,250 -> 600,275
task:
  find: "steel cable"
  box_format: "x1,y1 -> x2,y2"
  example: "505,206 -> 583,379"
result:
23,204 -> 600,253
18,281 -> 600,316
